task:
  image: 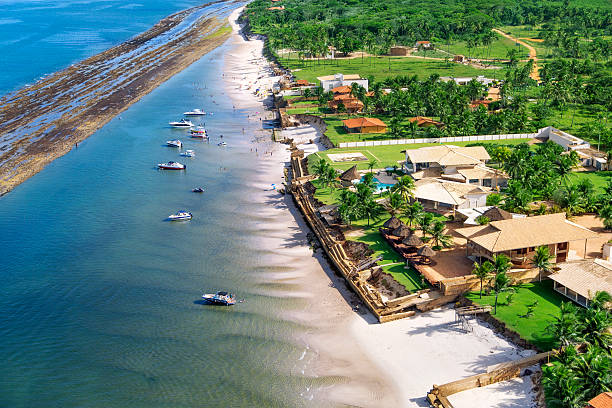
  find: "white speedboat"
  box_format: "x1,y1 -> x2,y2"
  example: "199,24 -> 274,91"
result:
166,140 -> 182,148
218,141 -> 227,147
202,291 -> 236,305
158,161 -> 186,170
180,149 -> 195,157
168,211 -> 192,221
169,119 -> 193,128
183,108 -> 206,116
190,127 -> 207,138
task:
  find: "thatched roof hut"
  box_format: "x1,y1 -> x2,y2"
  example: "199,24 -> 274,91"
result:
340,165 -> 360,182
403,233 -> 423,247
383,216 -> 402,230
482,207 -> 512,221
392,224 -> 412,238
418,246 -> 436,257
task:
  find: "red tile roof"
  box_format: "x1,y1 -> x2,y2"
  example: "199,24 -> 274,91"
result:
342,117 -> 387,129
408,116 -> 443,127
588,392 -> 612,408
331,85 -> 352,94
416,41 -> 431,45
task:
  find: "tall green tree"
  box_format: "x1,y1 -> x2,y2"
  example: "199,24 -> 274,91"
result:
532,245 -> 553,282
472,260 -> 494,298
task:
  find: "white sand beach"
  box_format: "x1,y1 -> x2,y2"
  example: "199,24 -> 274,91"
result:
221,7 -> 538,407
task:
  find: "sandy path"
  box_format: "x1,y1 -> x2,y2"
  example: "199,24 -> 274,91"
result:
492,28 -> 540,81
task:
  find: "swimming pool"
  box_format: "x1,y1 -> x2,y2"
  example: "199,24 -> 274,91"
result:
358,176 -> 395,194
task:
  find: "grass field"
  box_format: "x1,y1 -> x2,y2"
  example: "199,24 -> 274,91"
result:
465,281 -> 566,350
437,33 -> 528,60
281,57 -> 508,83
307,138 -> 532,172
568,171 -> 612,193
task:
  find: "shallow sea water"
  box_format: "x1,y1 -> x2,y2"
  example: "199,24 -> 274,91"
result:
0,2 -> 338,407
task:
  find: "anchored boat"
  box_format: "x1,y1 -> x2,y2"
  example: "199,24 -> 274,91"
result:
183,108 -> 206,116
169,119 -> 193,128
168,211 -> 192,221
180,149 -> 195,157
158,161 -> 186,170
166,140 -> 182,148
202,291 -> 236,305
190,126 -> 207,138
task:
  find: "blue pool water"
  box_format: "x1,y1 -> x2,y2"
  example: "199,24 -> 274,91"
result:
359,176 -> 395,194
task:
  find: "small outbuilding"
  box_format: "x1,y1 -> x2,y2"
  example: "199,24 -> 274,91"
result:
339,165 -> 360,186
549,259 -> 612,307
342,117 -> 387,134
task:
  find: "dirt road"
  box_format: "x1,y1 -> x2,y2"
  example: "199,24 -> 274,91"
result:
492,28 -> 540,81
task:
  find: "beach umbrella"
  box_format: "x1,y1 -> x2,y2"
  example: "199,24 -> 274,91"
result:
392,224 -> 411,238
417,246 -> 436,258
402,233 -> 422,247
383,216 -> 402,230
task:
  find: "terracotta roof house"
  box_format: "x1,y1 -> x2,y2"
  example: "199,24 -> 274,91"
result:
331,85 -> 352,95
587,392 -> 612,408
328,98 -> 363,113
415,41 -> 432,49
456,213 -> 598,268
549,259 -> 612,307
342,117 -> 387,134
408,116 -> 444,128
412,179 -> 491,213
470,99 -> 492,109
295,79 -> 312,86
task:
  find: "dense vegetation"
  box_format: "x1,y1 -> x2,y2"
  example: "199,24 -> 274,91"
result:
245,0 -> 611,56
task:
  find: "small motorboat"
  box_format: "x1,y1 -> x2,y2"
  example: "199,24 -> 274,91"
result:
168,211 -> 192,221
190,127 -> 207,138
218,141 -> 227,147
202,291 -> 236,306
180,149 -> 195,157
192,187 -> 205,193
158,161 -> 186,170
169,119 -> 193,128
183,108 -> 206,116
166,140 -> 182,148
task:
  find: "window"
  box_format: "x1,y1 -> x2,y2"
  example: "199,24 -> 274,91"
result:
469,179 -> 479,184
482,178 -> 492,187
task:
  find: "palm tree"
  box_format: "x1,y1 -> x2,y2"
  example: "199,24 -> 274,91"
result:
532,245 -> 553,282
472,260 -> 493,298
597,203 -> 612,231
491,254 -> 513,314
362,199 -> 385,226
417,212 -> 434,239
546,302 -> 582,348
312,158 -> 329,178
402,201 -> 423,228
387,193 -> 405,216
430,221 -> 453,249
391,175 -> 415,204
367,159 -> 378,173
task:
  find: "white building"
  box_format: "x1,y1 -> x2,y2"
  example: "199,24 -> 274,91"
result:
439,75 -> 496,86
317,73 -> 369,92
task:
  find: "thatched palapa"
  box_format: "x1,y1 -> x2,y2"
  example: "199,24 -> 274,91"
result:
482,206 -> 512,221
403,233 -> 423,247
340,165 -> 360,182
418,246 -> 436,258
383,216 -> 402,230
392,224 -> 412,238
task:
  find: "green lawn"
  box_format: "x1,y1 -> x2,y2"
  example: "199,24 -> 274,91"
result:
568,171 -> 612,193
310,179 -> 428,292
437,33 -> 528,60
307,138 -> 532,173
281,57 -> 509,84
465,281 -> 566,350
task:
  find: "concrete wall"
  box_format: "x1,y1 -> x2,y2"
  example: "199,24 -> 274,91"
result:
337,133 -> 536,148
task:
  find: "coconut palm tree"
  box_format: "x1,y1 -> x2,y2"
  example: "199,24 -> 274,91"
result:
312,158 -> 329,178
390,175 -> 415,204
597,203 -> 612,230
491,254 -> 513,314
417,212 -> 434,239
472,260 -> 494,298
367,159 -> 378,173
402,201 -> 423,228
430,221 -> 453,249
532,245 -> 553,282
362,198 -> 385,226
387,192 -> 405,216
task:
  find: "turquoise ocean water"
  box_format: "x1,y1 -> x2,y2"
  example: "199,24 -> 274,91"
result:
0,2 -> 336,406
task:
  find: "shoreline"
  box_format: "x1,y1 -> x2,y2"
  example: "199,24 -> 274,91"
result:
0,0 -> 238,197
222,7 -> 403,406
223,7 -> 540,408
